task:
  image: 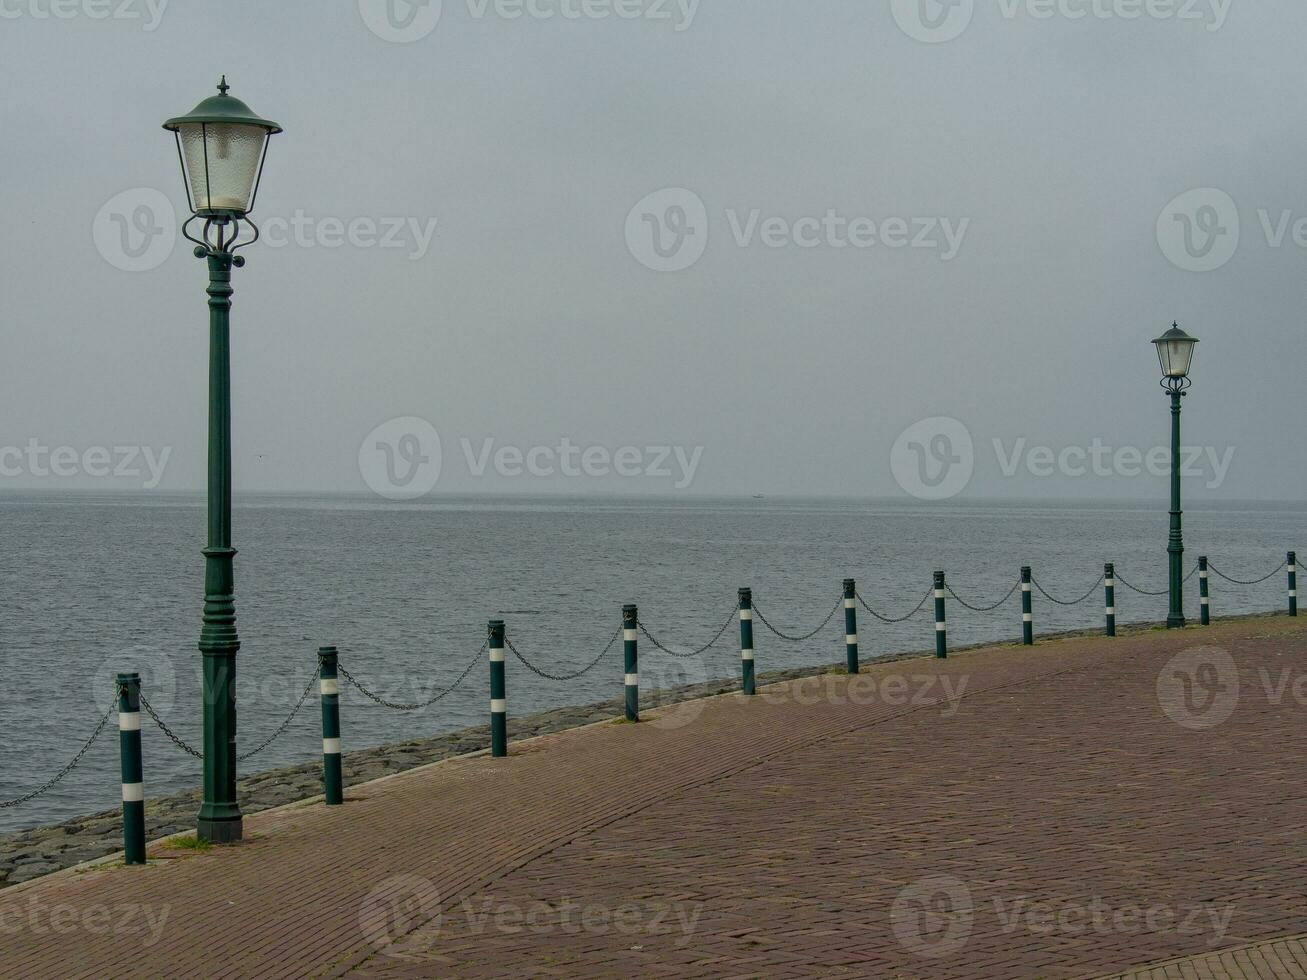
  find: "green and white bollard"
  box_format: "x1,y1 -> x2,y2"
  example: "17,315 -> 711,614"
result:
1198,557 -> 1210,626
117,672 -> 146,866
319,647 -> 343,806
489,621 -> 508,757
623,605 -> 639,722
1290,553 -> 1298,618
739,588 -> 756,696
1104,563 -> 1116,637
843,579 -> 859,675
1021,566 -> 1034,646
934,571 -> 948,659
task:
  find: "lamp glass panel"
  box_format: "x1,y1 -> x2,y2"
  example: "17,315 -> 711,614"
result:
178,122 -> 268,213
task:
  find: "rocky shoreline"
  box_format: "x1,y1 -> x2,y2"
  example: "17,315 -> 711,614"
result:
0,613 -> 1250,889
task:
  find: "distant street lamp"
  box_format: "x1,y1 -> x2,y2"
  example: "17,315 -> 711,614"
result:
1152,322 -> 1199,630
164,77 -> 281,843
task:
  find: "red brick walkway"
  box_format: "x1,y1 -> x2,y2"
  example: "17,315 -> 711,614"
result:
4,617 -> 1306,978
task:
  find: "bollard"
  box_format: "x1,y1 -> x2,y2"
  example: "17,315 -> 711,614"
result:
1289,553 -> 1299,618
1104,563 -> 1116,637
117,672 -> 146,866
934,571 -> 948,659
1021,567 -> 1034,646
489,621 -> 508,757
623,605 -> 639,722
1198,557 -> 1210,626
319,647 -> 343,806
739,588 -> 756,696
844,579 -> 859,675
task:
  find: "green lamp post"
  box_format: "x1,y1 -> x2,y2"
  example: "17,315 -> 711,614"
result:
164,77 -> 282,843
1152,322 -> 1199,631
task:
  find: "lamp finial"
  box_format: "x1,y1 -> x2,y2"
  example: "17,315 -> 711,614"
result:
217,75 -> 230,96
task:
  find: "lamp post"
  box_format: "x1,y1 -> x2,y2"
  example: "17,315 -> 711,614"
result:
1152,322 -> 1199,631
164,77 -> 281,843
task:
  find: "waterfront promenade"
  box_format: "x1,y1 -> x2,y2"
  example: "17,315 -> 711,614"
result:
4,616 -> 1307,978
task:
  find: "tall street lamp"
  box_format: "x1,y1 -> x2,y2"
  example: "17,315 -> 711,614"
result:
164,77 -> 282,843
1152,322 -> 1199,631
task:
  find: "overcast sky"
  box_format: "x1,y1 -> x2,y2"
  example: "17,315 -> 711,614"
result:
0,0 -> 1302,501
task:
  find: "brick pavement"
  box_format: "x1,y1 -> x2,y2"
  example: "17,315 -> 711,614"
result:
3,616 -> 1306,978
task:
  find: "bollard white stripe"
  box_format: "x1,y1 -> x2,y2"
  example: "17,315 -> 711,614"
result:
319,678 -> 339,696
740,609 -> 753,620
936,621 -> 947,631
845,634 -> 858,645
844,598 -> 855,609
1023,613 -> 1033,623
1022,584 -> 1031,593
322,738 -> 341,755
118,711 -> 141,731
490,649 -> 505,663
741,650 -> 754,660
1107,606 -> 1116,615
1105,578 -> 1115,587
490,699 -> 507,714
623,629 -> 638,642
624,673 -> 639,686
1199,572 -> 1208,580
121,782 -> 144,803
1292,591 -> 1299,599
1200,598 -> 1209,606
934,589 -> 945,599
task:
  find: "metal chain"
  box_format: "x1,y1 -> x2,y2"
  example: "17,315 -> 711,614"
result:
0,695 -> 117,808
1208,560 -> 1288,586
505,630 -> 620,682
857,588 -> 932,624
1031,575 -> 1105,607
946,579 -> 1021,612
140,693 -> 204,759
639,607 -> 738,659
237,670 -> 319,762
1112,571 -> 1171,597
340,641 -> 487,712
752,598 -> 842,642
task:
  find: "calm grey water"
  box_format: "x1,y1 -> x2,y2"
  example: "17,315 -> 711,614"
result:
1,492 -> 1301,834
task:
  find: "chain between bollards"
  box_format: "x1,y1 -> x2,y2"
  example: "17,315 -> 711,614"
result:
1104,563 -> 1116,637
319,647 -> 343,806
934,572 -> 948,659
739,589 -> 756,695
843,579 -> 859,675
117,673 -> 146,866
1021,567 -> 1033,646
489,621 -> 508,757
623,605 -> 639,722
